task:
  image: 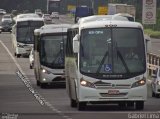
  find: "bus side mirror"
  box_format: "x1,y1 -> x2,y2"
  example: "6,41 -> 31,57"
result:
145,34 -> 152,53
34,29 -> 40,52
73,34 -> 79,53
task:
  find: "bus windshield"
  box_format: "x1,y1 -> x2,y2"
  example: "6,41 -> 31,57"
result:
40,34 -> 67,69
17,21 -> 44,44
80,28 -> 146,79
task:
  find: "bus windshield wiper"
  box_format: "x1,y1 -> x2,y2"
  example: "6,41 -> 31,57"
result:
24,27 -> 31,42
96,50 -> 108,74
116,47 -> 130,73
52,50 -> 63,65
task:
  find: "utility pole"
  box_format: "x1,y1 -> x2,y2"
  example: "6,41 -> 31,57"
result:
91,0 -> 94,9
76,0 -> 79,7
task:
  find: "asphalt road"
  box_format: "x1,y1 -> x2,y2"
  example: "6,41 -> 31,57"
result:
0,15 -> 160,119
150,38 -> 160,56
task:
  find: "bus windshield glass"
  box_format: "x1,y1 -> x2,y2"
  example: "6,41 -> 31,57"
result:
17,21 -> 44,44
40,34 -> 67,69
80,28 -> 146,79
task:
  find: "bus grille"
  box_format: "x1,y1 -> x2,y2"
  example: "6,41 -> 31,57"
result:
95,84 -> 131,89
52,77 -> 65,82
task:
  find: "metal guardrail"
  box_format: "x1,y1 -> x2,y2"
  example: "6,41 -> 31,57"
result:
147,53 -> 160,76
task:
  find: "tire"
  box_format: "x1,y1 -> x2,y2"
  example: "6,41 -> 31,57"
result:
70,99 -> 77,107
77,102 -> 86,111
40,83 -> 47,89
152,91 -> 155,97
135,101 -> 144,110
16,54 -> 21,58
30,64 -> 33,69
155,93 -> 160,98
14,52 -> 16,56
36,80 -> 40,86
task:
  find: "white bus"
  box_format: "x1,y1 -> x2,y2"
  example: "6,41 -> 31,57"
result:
114,13 -> 135,21
12,14 -> 44,58
65,16 -> 150,110
34,24 -> 71,88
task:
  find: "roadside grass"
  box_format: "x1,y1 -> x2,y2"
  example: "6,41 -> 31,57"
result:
144,29 -> 160,39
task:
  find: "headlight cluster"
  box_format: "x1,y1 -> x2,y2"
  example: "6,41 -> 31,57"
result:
41,68 -> 51,74
30,58 -> 34,62
80,78 -> 95,88
157,81 -> 160,85
17,44 -> 24,48
131,77 -> 146,88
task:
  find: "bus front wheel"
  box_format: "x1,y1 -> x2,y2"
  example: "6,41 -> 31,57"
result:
40,83 -> 47,89
37,80 -> 40,86
77,102 -> 86,111
70,99 -> 77,107
152,91 -> 155,97
16,54 -> 21,58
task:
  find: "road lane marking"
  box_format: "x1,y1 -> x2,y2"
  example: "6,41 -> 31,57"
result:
0,40 -> 72,119
0,40 -> 24,74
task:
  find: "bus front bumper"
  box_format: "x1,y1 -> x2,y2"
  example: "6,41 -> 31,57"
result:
78,85 -> 147,102
40,73 -> 65,84
16,47 -> 31,56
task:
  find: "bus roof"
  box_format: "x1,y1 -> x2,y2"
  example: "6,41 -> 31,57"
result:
70,15 -> 139,30
78,15 -> 129,24
17,13 -> 40,18
70,24 -> 79,29
16,16 -> 44,23
36,24 -> 72,34
14,13 -> 41,21
79,20 -> 143,30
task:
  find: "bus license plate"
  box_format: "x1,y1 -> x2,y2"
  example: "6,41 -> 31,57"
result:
108,90 -> 120,95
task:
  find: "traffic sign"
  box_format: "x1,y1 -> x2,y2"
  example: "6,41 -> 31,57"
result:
142,0 -> 157,24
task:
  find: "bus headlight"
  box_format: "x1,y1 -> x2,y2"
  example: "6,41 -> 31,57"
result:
17,44 -> 24,48
131,78 -> 146,88
80,78 -> 95,88
157,81 -> 160,85
41,68 -> 51,74
43,78 -> 46,81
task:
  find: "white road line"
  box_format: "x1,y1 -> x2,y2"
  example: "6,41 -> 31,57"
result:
0,40 -> 72,119
0,40 -> 25,75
